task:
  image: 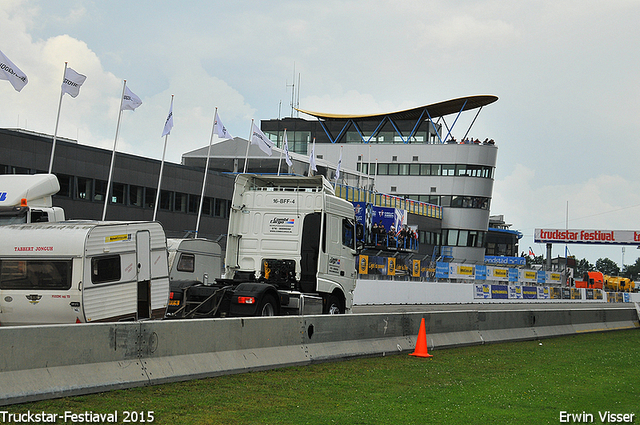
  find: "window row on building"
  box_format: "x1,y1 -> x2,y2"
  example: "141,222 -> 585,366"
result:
356,162 -> 494,178
0,166 -> 231,219
265,130 -> 440,154
406,195 -> 491,210
442,229 -> 486,248
57,174 -> 231,218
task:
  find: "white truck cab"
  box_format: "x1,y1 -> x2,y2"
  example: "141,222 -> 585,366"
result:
0,174 -> 65,225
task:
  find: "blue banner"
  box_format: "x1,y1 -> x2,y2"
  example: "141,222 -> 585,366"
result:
491,284 -> 509,299
484,256 -> 526,266
435,262 -> 449,279
522,286 -> 538,299
475,265 -> 487,281
537,271 -> 546,284
508,268 -> 519,282
354,202 -> 406,245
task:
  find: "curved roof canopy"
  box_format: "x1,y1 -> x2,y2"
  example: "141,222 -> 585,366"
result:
297,95 -> 498,121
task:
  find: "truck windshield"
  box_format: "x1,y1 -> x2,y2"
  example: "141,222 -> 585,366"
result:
0,206 -> 28,225
0,260 -> 73,290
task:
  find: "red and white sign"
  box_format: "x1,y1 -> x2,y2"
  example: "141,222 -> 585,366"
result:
534,228 -> 640,245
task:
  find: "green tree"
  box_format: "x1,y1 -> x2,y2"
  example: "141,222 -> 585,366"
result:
595,257 -> 620,276
525,254 -> 544,268
575,258 -> 595,277
622,257 -> 640,280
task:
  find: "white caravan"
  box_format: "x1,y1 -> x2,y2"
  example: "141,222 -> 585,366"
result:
0,221 -> 170,326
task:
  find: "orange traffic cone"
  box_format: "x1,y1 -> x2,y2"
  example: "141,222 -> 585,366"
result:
409,318 -> 433,358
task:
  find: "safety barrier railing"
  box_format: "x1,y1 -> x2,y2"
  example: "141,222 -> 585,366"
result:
334,184 -> 442,219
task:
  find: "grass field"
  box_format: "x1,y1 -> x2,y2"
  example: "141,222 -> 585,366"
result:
3,329 -> 639,424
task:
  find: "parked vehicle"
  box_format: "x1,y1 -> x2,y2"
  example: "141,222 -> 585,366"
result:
171,174 -> 359,318
0,174 -> 65,225
166,238 -> 223,315
0,221 -> 170,326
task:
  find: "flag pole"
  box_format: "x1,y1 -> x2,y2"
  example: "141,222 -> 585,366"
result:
243,119 -> 253,173
153,95 -> 173,221
277,136 -> 283,177
48,62 -> 67,173
195,107 -> 218,236
334,146 -> 343,189
102,80 -> 127,221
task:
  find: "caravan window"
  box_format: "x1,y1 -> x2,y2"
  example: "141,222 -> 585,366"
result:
91,255 -> 121,284
0,260 -> 72,290
176,253 -> 195,273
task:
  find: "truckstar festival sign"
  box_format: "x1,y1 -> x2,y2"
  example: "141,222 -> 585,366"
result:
534,228 -> 640,245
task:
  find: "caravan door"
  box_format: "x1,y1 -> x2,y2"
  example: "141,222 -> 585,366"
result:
136,230 -> 151,319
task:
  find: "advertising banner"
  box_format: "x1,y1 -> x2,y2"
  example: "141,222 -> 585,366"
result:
366,256 -> 387,275
412,260 -> 420,277
508,285 -> 522,299
388,257 -> 396,276
534,228 -> 640,245
487,266 -> 509,282
537,286 -> 550,299
550,287 -> 562,299
474,284 -> 491,299
435,262 -> 449,279
448,263 -> 475,280
354,202 -> 407,245
548,272 -> 562,285
484,256 -> 526,266
358,255 -> 368,274
586,289 -> 594,300
571,288 -> 582,300
522,286 -> 538,299
475,265 -> 487,281
520,269 -> 538,284
491,284 -> 509,299
508,268 -> 519,282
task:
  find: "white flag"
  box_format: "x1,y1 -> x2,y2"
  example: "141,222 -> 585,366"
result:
335,148 -> 342,179
214,110 -> 233,140
309,139 -> 317,172
162,98 -> 174,137
121,86 -> 142,111
251,122 -> 273,156
0,50 -> 28,92
61,67 -> 86,98
283,129 -> 292,167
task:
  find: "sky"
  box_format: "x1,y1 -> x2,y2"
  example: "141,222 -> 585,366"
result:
1,0 -> 640,268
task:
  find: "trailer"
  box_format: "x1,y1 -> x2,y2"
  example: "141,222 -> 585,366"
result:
0,174 -> 65,225
172,174 -> 358,318
166,238 -> 223,315
0,221 -> 170,326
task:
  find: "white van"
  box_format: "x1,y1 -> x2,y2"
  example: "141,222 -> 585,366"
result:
0,221 -> 170,326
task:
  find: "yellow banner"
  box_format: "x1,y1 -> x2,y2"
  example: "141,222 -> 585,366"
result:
524,271 -> 537,280
105,234 -> 131,243
412,260 -> 420,277
458,265 -> 474,276
388,257 -> 396,276
358,255 -> 368,274
493,268 -> 508,278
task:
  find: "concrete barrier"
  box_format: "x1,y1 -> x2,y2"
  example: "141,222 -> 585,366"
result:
1,306 -> 638,406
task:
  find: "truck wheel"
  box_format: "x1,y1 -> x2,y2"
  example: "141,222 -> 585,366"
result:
324,294 -> 344,314
257,294 -> 277,316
